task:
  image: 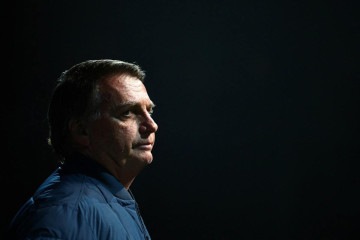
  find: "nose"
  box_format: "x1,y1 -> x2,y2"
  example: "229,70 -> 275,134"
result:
139,114 -> 158,134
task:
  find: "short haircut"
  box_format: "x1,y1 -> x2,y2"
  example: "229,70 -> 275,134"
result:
47,59 -> 146,160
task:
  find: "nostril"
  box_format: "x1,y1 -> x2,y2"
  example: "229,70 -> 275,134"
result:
139,125 -> 147,133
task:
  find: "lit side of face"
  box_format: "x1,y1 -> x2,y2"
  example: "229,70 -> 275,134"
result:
86,74 -> 158,175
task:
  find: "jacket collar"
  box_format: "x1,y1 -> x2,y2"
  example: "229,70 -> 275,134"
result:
62,152 -> 133,201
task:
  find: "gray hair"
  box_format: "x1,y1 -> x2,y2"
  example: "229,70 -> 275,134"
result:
47,59 -> 146,160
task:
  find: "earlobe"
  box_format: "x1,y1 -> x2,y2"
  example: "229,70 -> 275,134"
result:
69,119 -> 90,147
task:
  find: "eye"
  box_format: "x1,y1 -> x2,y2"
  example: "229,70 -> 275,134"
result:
148,107 -> 154,116
122,110 -> 132,117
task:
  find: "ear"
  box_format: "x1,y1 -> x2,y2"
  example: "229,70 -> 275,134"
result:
68,119 -> 90,147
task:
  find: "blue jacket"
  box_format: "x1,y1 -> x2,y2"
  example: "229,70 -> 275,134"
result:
8,153 -> 151,240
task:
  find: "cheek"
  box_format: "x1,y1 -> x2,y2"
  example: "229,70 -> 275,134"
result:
89,119 -> 119,149
114,125 -> 138,148
90,120 -> 112,139
91,119 -> 137,150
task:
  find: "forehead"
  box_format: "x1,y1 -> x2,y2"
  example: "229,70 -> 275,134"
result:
99,74 -> 150,103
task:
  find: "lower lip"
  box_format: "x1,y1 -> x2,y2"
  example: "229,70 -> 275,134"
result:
135,144 -> 152,150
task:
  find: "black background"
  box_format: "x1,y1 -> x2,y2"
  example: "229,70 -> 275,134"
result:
2,0 -> 359,239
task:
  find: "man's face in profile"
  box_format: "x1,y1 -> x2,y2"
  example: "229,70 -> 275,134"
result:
86,74 -> 158,172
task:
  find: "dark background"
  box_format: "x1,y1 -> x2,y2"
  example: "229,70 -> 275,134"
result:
2,0 -> 359,239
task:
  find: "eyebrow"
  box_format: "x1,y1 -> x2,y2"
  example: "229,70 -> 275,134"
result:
113,101 -> 156,109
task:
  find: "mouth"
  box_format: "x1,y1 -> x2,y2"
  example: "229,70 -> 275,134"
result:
133,142 -> 153,150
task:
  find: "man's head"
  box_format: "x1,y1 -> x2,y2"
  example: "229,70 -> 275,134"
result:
48,59 -> 158,175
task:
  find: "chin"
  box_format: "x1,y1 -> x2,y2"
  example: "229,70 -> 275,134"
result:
143,155 -> 153,165
135,153 -> 153,165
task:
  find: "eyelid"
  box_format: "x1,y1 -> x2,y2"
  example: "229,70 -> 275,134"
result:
114,103 -> 156,118
123,109 -> 131,115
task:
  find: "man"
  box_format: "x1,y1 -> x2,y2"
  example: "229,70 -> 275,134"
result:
8,59 -> 158,239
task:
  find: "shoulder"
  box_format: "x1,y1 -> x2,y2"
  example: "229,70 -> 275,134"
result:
33,169 -> 114,207
9,198 -> 140,240
9,172 -> 129,239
